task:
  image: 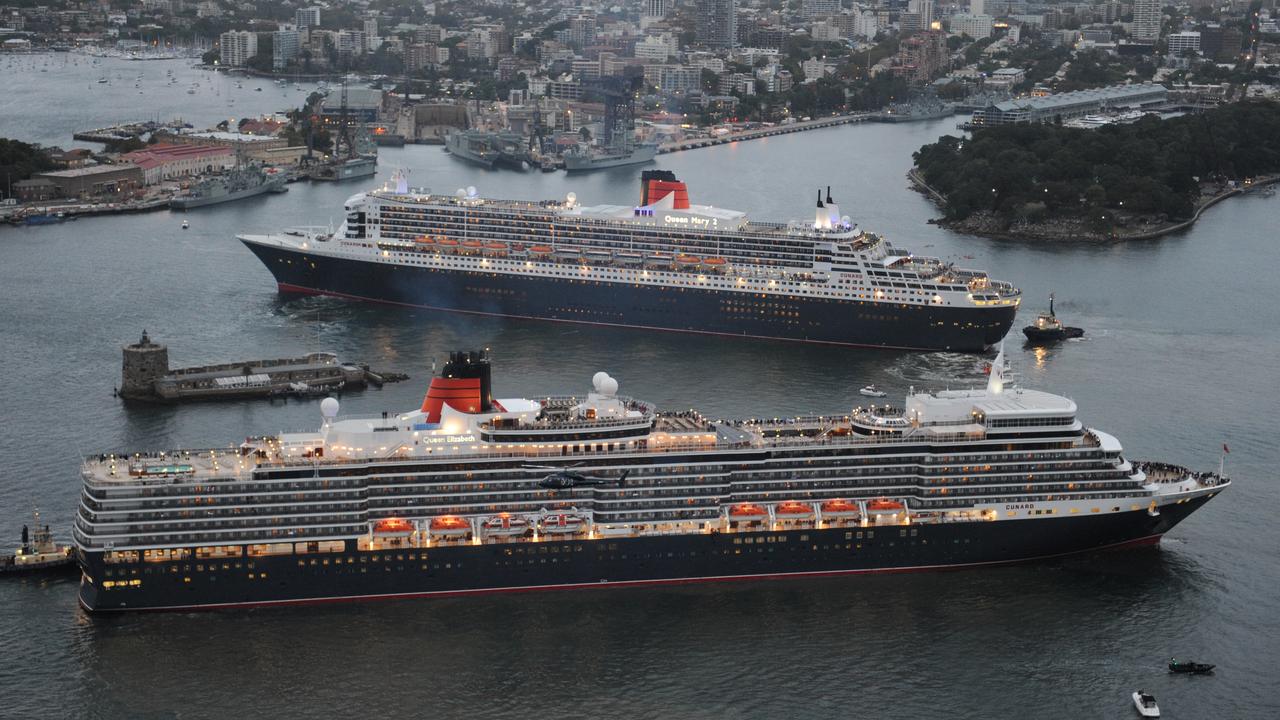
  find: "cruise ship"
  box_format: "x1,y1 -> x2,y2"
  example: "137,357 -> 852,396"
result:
239,171 -> 1021,351
75,350 -> 1227,612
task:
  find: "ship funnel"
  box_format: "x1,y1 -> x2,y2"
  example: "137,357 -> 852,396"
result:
420,349 -> 494,423
826,186 -> 833,204
640,170 -> 689,209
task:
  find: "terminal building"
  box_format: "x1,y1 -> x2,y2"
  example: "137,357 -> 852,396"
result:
968,83 -> 1168,127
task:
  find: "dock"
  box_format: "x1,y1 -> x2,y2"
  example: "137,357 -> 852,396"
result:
72,119 -> 190,144
658,113 -> 872,154
116,331 -> 407,403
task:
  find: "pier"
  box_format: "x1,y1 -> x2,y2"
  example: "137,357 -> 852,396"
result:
658,113 -> 872,154
72,119 -> 190,144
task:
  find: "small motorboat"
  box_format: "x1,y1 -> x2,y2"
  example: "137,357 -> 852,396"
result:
1132,690 -> 1160,717
181,220 -> 189,229
1022,293 -> 1084,343
1168,658 -> 1215,674
859,384 -> 887,398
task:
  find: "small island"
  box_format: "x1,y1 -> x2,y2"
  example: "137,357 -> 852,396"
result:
910,100 -> 1280,242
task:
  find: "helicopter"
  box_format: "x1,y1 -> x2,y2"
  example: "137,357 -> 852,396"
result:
526,463 -> 630,491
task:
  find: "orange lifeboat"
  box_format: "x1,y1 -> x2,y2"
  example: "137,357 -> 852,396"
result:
540,513 -> 584,534
866,499 -> 906,515
703,257 -> 727,266
483,241 -> 507,253
820,499 -> 861,518
429,515 -> 470,537
462,240 -> 483,248
728,503 -> 768,522
373,517 -> 414,536
530,245 -> 553,255
414,236 -> 435,245
483,513 -> 531,537
675,254 -> 701,265
438,238 -> 459,247
775,501 -> 814,519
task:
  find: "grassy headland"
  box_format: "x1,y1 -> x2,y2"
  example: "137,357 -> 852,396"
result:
911,100 -> 1280,241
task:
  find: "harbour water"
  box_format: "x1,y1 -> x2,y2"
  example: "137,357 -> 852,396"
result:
1,61 -> 1277,717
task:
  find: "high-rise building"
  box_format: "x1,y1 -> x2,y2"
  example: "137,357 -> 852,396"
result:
273,28 -> 300,70
363,18 -> 378,43
568,14 -> 596,49
909,0 -> 935,30
644,0 -> 668,18
294,6 -> 320,29
1166,31 -> 1200,55
696,0 -> 737,49
971,0 -> 984,16
1131,0 -> 1161,41
951,14 -> 994,39
219,30 -> 257,66
802,0 -> 841,18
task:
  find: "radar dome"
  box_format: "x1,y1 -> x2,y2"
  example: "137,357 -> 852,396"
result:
455,188 -> 466,198
841,215 -> 852,226
320,397 -> 340,418
592,371 -> 609,391
600,376 -> 619,396
566,191 -> 577,205
466,185 -> 477,197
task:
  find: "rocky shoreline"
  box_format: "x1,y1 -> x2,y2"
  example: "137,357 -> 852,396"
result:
908,168 -> 1279,243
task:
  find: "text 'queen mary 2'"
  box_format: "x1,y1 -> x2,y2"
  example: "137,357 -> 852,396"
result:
75,350 -> 1227,612
239,171 -> 1020,351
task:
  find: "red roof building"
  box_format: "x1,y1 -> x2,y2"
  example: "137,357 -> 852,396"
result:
121,143 -> 236,185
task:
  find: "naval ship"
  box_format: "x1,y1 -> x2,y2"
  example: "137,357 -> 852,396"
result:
239,171 -> 1020,352
169,167 -> 287,209
74,349 -> 1227,611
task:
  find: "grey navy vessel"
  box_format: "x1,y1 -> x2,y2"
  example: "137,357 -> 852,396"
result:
170,167 -> 287,209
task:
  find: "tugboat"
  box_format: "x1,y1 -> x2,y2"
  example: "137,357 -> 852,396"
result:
1022,293 -> 1084,343
1132,690 -> 1160,717
1168,658 -> 1215,674
1,512 -> 75,575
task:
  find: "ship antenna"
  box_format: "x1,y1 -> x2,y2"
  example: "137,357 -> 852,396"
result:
1049,292 -> 1055,317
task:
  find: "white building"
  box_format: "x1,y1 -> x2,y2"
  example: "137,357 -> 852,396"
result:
295,6 -> 320,29
1167,31 -> 1200,55
635,35 -> 673,60
644,0 -> 668,18
801,57 -> 832,81
1132,0 -> 1161,42
802,0 -> 841,18
811,20 -> 842,42
970,0 -> 984,16
219,30 -> 258,67
951,14 -> 994,39
273,28 -> 300,70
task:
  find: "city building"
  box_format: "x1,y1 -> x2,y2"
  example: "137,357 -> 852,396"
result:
969,83 -> 1168,126
121,143 -> 235,185
295,6 -> 320,29
896,30 -> 948,84
696,0 -> 737,49
35,164 -> 144,199
971,0 -> 985,15
13,178 -> 59,202
644,0 -> 669,18
1132,0 -> 1161,42
273,28 -> 299,71
219,30 -> 258,67
802,0 -> 841,18
951,14 -> 994,39
985,67 -> 1026,89
1167,31 -> 1201,55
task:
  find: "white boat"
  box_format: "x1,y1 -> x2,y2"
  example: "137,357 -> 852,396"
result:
859,385 -> 887,398
1132,691 -> 1160,718
181,220 -> 189,229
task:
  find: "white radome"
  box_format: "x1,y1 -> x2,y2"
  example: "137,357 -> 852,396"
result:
600,376 -> 619,396
592,371 -> 609,390
320,397 -> 340,418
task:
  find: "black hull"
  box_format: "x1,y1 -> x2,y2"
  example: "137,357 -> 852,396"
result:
78,497 -> 1210,612
242,240 -> 1016,351
1023,326 -> 1085,343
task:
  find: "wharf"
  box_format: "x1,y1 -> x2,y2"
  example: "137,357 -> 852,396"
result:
658,113 -> 871,154
73,119 -> 189,144
117,331 -> 407,403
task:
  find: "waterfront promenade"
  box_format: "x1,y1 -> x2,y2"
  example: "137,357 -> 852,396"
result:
659,113 -> 873,154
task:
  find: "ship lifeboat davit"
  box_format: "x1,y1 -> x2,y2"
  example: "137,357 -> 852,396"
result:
373,517 -> 415,536
675,254 -> 701,266
429,515 -> 471,538
483,513 -> 531,537
820,499 -> 861,519
775,501 -> 814,519
541,513 -> 584,534
483,241 -> 507,255
414,235 -> 435,245
728,503 -> 768,523
530,244 -> 553,255
866,499 -> 906,515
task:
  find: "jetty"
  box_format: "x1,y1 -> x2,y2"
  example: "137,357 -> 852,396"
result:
72,119 -> 190,144
658,113 -> 872,154
116,331 -> 406,402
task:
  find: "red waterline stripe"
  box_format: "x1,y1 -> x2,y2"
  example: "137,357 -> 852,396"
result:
81,533 -> 1164,614
272,283 -> 978,352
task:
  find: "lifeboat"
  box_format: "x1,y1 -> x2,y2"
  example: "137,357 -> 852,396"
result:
728,503 -> 768,523
775,501 -> 814,519
866,499 -> 906,515
462,240 -> 483,248
541,513 -> 584,534
675,254 -> 701,266
373,517 -> 414,536
483,241 -> 507,255
703,257 -> 727,266
616,251 -> 644,265
820,499 -> 861,518
429,515 -> 471,538
584,249 -> 613,264
483,513 -> 530,537
644,253 -> 672,266
438,238 -> 459,248
530,245 -> 553,255
414,236 -> 435,245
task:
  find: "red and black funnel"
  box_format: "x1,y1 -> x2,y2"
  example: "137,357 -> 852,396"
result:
640,170 -> 690,209
421,350 -> 493,423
